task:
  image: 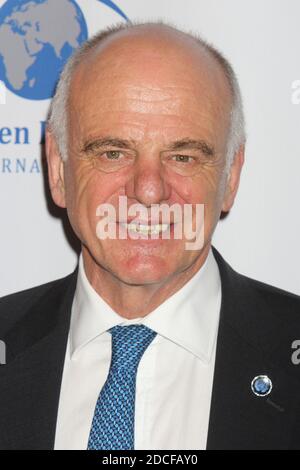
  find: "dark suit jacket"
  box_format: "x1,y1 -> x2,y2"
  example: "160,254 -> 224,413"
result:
1,246 -> 300,449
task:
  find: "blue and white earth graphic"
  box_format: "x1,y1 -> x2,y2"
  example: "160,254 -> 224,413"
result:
0,0 -> 88,100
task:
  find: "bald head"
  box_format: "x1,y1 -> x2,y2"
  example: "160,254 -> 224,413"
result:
78,23 -> 228,80
75,23 -> 231,103
48,21 -> 245,170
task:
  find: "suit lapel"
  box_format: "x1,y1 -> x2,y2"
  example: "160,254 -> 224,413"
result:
206,317 -> 300,449
207,247 -> 300,449
0,270 -> 77,450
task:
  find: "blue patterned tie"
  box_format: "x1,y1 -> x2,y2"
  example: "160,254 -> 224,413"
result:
87,324 -> 157,450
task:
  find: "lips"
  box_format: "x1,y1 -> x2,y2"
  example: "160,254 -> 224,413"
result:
118,218 -> 176,225
119,222 -> 171,235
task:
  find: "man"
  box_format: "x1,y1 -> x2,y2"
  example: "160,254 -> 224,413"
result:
0,21 -> 300,450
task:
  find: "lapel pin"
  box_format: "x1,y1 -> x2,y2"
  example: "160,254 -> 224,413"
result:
251,375 -> 273,397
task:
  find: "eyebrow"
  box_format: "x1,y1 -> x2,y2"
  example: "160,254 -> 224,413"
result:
82,137 -> 136,153
168,139 -> 215,156
82,137 -> 215,156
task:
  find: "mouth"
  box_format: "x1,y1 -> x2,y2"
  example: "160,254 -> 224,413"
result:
119,222 -> 172,235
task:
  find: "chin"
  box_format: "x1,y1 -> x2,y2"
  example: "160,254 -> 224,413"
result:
115,255 -> 175,286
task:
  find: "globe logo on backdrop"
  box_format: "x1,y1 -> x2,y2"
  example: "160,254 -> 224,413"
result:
0,0 -> 127,100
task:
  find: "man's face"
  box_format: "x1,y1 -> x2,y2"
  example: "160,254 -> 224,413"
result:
47,30 -> 244,286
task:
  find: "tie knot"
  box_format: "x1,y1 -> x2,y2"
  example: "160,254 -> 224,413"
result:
108,324 -> 157,373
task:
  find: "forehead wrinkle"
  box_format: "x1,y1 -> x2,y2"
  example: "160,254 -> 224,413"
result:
72,72 -> 231,132
74,109 -> 220,149
75,91 -> 220,121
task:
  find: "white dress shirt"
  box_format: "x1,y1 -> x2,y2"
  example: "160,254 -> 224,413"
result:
54,247 -> 221,450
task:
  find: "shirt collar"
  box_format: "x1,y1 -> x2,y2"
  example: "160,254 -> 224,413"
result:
70,247 -> 221,364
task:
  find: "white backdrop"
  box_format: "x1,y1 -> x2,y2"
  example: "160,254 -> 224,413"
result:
0,0 -> 299,296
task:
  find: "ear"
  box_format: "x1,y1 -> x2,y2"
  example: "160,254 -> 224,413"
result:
45,129 -> 66,208
221,145 -> 245,213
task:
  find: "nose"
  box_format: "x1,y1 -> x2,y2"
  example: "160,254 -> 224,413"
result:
125,158 -> 171,206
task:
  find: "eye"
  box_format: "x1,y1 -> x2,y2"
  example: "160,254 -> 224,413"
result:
103,150 -> 122,159
172,154 -> 194,163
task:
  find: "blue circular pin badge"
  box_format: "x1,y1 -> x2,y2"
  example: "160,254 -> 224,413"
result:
251,375 -> 273,397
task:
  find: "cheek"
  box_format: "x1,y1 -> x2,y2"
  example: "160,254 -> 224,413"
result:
184,170 -> 227,230
63,163 -> 99,232
175,168 -> 225,205
66,161 -> 118,207
64,162 -> 131,238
